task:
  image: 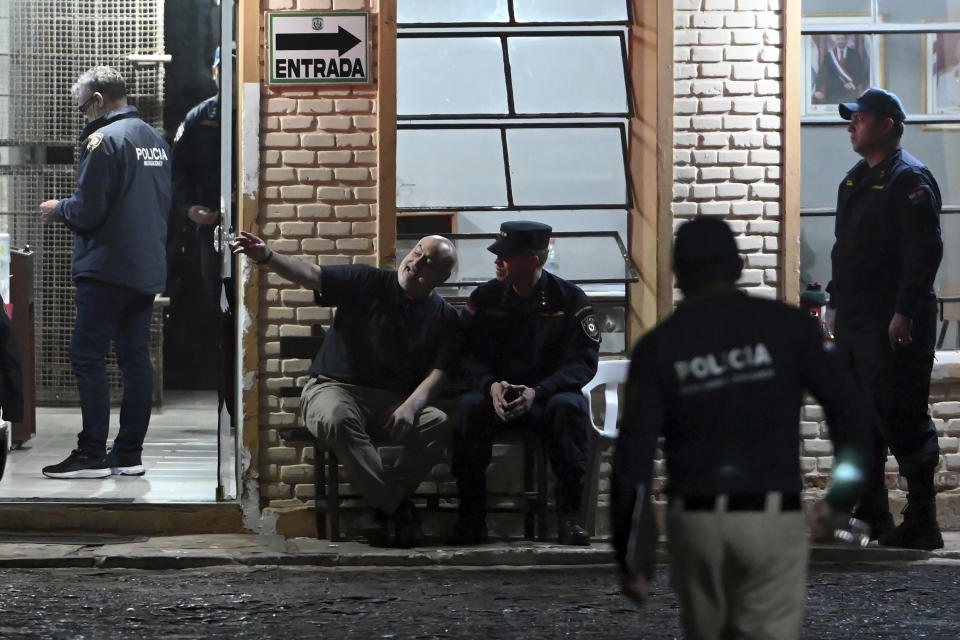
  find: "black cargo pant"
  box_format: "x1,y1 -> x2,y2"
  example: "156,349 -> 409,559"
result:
835,300 -> 940,512
451,391 -> 590,509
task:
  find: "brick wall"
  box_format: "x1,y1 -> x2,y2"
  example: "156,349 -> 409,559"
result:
672,0 -> 783,299
800,382 -> 960,496
257,0 -> 381,512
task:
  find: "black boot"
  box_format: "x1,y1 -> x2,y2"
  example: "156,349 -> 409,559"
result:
557,485 -> 590,546
392,499 -> 424,549
449,493 -> 488,545
879,470 -> 943,551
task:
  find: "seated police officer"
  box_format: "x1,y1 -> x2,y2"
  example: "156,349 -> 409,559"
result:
233,231 -> 459,547
452,221 -> 600,545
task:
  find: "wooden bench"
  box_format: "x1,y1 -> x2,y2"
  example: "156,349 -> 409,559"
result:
277,326 -> 550,542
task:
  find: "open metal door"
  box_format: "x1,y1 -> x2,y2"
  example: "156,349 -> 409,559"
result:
217,0 -> 238,501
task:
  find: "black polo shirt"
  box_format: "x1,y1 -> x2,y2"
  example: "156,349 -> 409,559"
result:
308,265 -> 458,396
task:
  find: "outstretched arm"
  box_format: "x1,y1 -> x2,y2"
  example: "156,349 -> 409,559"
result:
232,230 -> 323,292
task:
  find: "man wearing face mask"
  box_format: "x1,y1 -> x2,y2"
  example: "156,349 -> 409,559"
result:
451,221 -> 600,545
232,231 -> 459,548
39,66 -> 170,479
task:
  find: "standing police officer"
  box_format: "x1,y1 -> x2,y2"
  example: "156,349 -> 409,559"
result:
612,218 -> 870,640
452,221 -> 600,545
171,46 -> 236,417
828,88 -> 944,550
39,66 -> 171,478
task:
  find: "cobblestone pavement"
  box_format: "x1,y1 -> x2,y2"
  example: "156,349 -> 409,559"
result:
0,562 -> 957,638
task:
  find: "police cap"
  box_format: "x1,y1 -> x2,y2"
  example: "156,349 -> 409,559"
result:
487,221 -> 552,257
673,217 -> 741,286
839,87 -> 906,124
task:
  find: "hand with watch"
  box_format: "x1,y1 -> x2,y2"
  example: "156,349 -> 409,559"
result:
231,230 -> 273,265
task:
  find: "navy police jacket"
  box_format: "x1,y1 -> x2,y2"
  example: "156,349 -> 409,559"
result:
460,270 -> 600,399
172,95 -> 224,303
172,95 -> 220,215
56,106 -> 171,295
828,147 -> 943,320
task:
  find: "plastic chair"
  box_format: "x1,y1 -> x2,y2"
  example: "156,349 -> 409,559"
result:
937,281 -> 960,350
580,359 -> 630,535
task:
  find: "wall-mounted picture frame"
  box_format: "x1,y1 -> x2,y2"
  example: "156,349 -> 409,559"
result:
804,33 -> 879,115
927,32 -> 960,114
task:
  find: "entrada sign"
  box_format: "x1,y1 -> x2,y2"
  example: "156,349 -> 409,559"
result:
267,12 -> 370,85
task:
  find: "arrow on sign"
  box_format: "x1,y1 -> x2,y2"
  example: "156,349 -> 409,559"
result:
276,26 -> 361,56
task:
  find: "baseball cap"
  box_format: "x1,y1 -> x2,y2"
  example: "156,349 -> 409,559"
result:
839,87 -> 906,123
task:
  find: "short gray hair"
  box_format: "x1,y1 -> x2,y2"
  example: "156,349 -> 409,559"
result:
72,66 -> 126,102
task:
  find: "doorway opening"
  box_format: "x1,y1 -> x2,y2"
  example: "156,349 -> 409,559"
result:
0,0 -> 235,504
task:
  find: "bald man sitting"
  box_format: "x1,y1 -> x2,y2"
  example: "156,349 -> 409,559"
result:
234,232 -> 459,548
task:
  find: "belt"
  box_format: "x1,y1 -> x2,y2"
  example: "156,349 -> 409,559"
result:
670,492 -> 801,512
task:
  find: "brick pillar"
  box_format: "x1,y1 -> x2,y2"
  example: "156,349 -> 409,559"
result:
673,0 -> 783,299
258,0 -> 382,514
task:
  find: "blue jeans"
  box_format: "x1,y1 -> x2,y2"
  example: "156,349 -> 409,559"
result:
71,279 -> 155,457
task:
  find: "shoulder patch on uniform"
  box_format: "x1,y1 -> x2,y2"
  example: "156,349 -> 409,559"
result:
173,123 -> 185,143
86,132 -> 104,151
581,313 -> 601,343
907,187 -> 929,204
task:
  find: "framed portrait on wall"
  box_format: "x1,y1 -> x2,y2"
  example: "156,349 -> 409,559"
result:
927,32 -> 960,114
804,33 -> 879,115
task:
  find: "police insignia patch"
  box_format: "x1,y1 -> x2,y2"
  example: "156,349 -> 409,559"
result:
581,313 -> 600,343
907,187 -> 928,203
86,133 -> 104,151
174,123 -> 184,143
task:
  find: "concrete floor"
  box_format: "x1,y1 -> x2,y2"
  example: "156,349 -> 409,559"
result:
0,390 -> 220,502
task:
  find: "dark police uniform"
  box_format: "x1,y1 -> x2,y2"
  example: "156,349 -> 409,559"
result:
452,223 -> 600,542
172,93 -> 238,416
828,146 -> 943,530
612,288 -> 869,640
55,106 -> 171,459
300,264 -> 458,516
172,94 -> 228,305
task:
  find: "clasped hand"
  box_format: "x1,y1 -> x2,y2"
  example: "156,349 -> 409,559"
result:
490,381 -> 535,422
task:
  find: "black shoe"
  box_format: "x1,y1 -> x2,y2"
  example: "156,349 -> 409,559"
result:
392,500 -> 424,549
558,515 -> 591,546
105,448 -> 145,476
879,470 -> 943,551
447,518 -> 489,545
349,508 -> 391,547
42,450 -> 110,479
880,518 -> 944,550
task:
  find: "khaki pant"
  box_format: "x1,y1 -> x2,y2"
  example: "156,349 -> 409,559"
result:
300,376 -> 451,514
666,495 -> 809,640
